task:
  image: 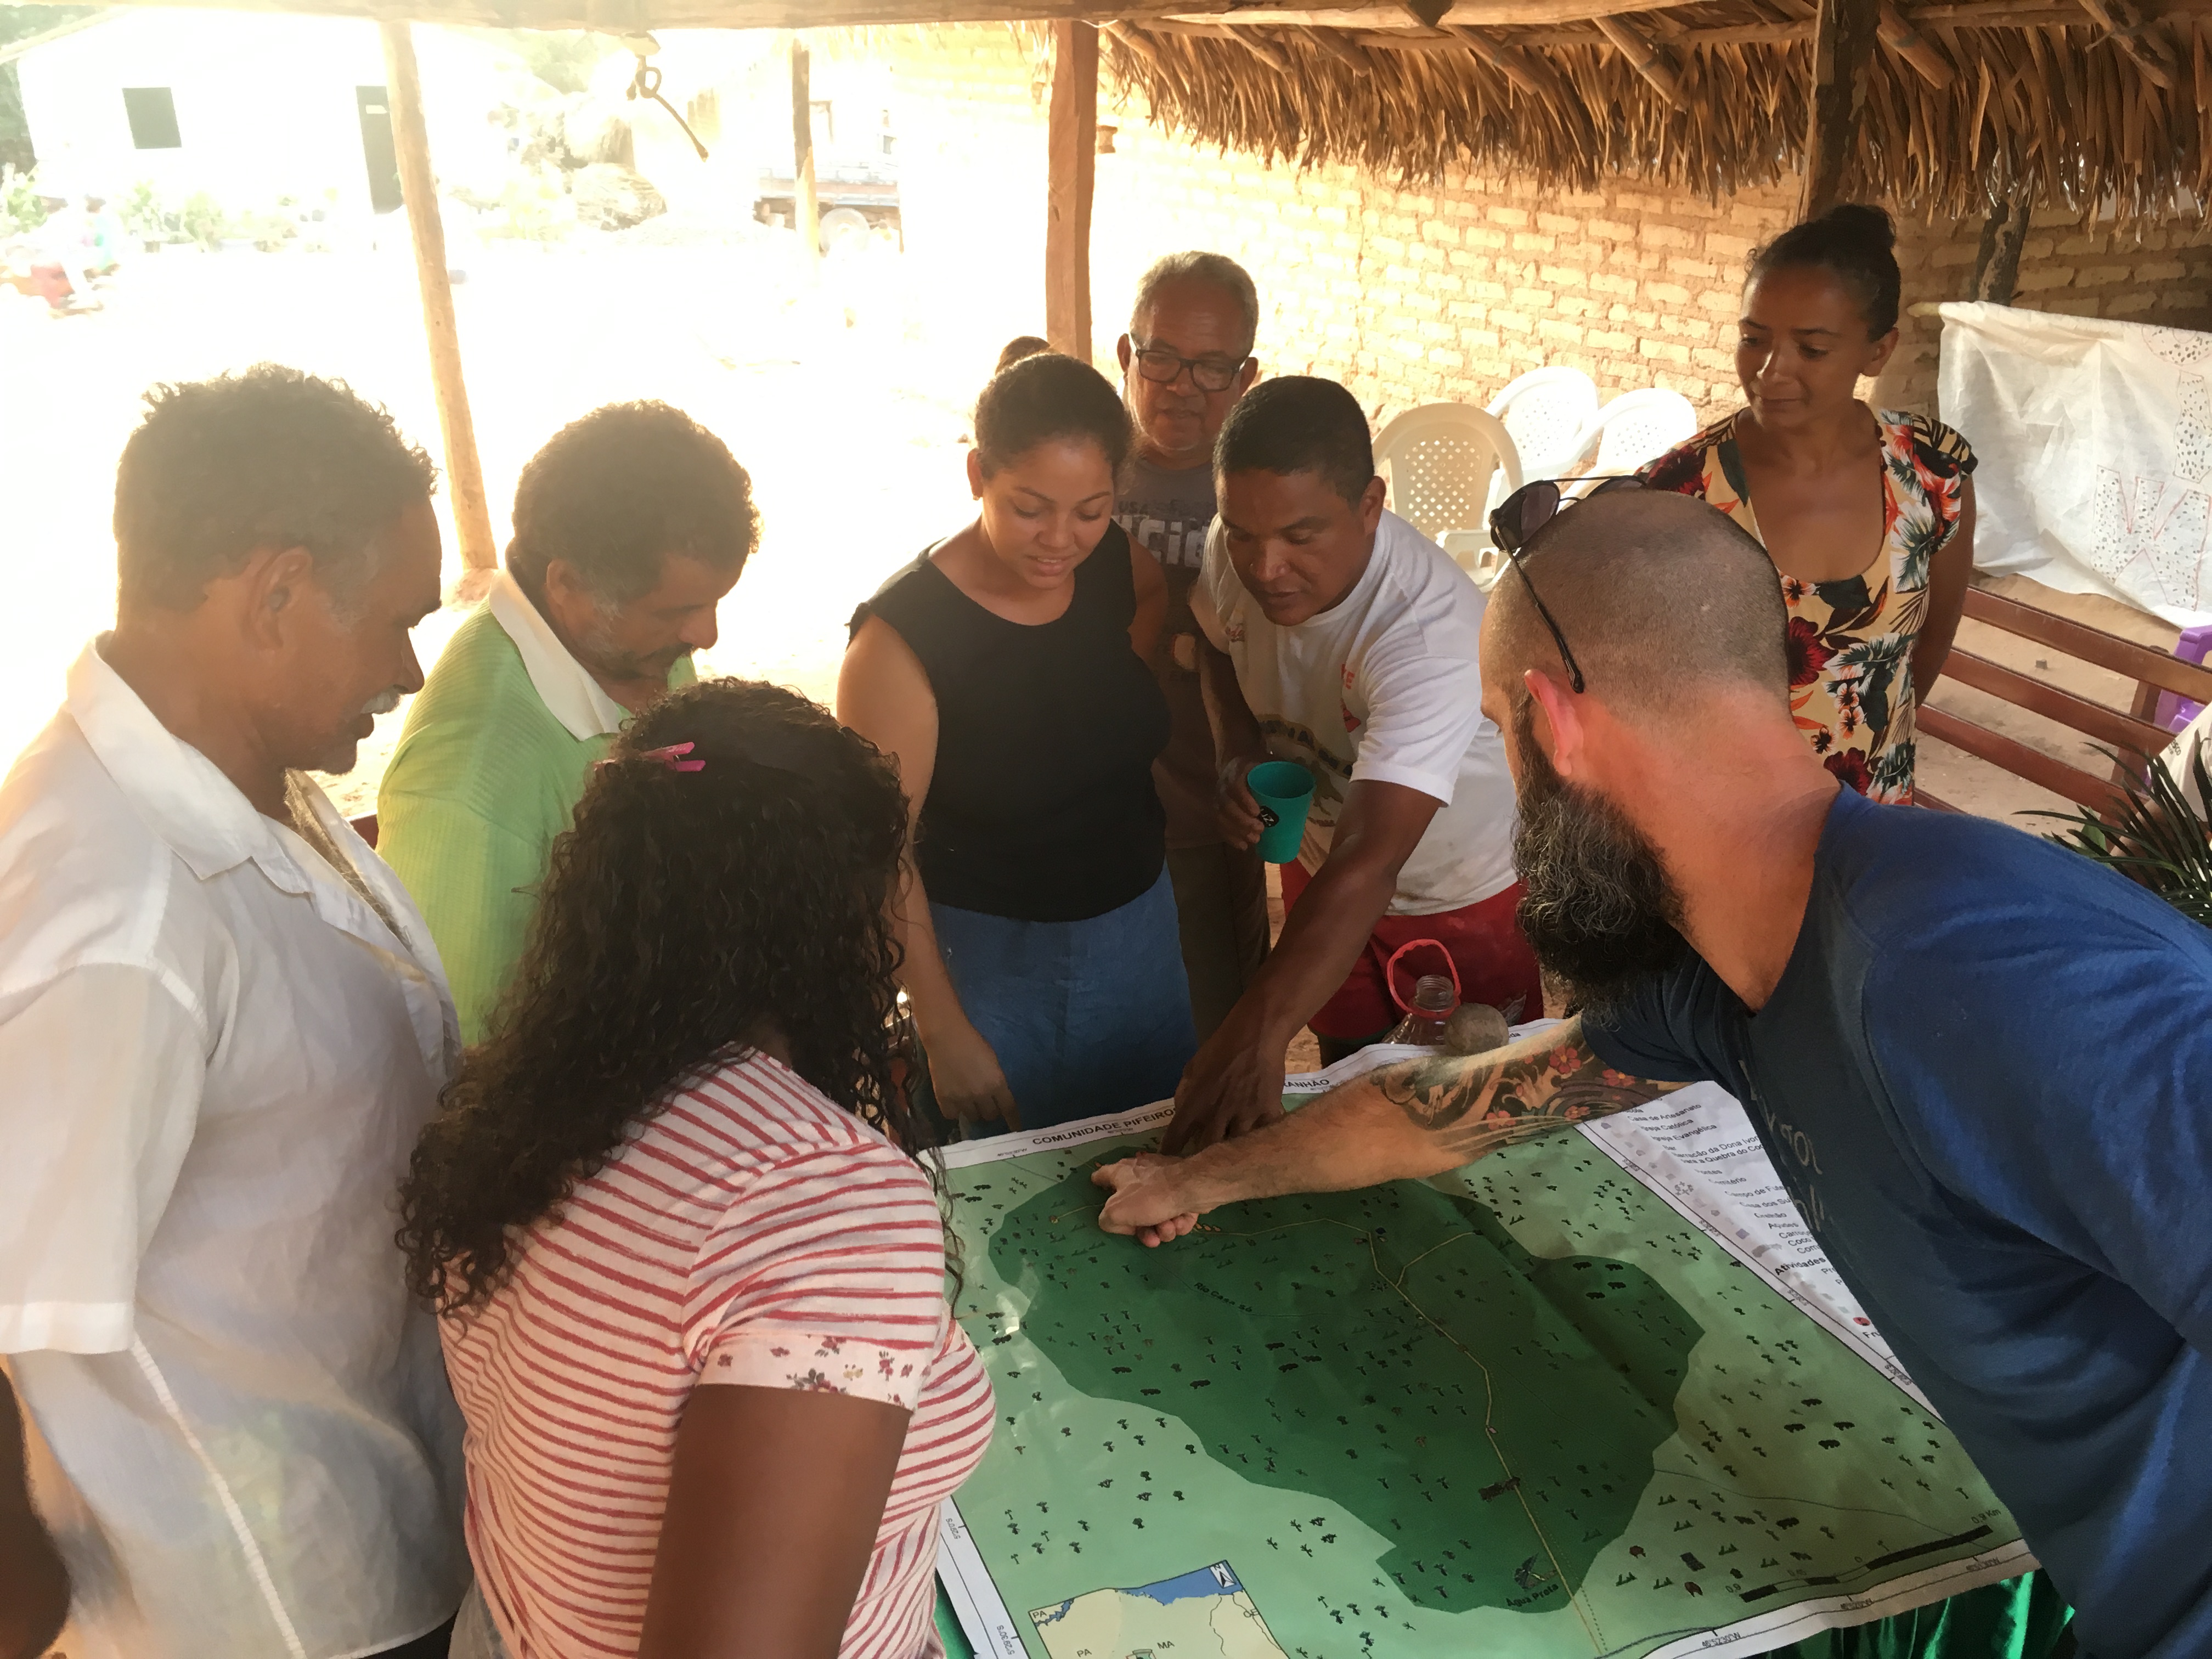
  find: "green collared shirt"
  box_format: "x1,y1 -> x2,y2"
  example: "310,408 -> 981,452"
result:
376,580 -> 693,1044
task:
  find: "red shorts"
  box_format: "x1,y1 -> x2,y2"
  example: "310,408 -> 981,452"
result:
1280,861 -> 1543,1041
30,263 -> 72,307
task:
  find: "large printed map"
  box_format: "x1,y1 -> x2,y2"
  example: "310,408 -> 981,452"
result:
936,1063 -> 2032,1659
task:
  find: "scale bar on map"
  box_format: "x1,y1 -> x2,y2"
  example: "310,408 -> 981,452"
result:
937,1501 -> 1026,1658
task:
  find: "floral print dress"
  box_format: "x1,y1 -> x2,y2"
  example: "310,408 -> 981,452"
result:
1640,409 -> 1977,804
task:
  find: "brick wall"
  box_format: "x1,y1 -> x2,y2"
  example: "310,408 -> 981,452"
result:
885,24 -> 2212,428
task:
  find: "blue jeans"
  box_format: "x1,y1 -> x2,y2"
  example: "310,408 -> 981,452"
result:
932,867 -> 1197,1133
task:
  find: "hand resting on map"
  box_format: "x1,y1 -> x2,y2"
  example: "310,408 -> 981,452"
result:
1092,1154 -> 1206,1246
1094,1017 -> 1679,1247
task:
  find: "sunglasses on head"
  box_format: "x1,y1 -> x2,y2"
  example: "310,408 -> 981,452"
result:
1484,475 -> 1648,696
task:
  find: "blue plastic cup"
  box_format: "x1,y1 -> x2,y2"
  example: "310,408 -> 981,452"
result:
1246,761 -> 1317,864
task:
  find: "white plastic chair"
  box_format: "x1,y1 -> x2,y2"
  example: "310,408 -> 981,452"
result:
1561,388 -> 1701,487
1486,366 -> 1600,484
1372,404 -> 1522,576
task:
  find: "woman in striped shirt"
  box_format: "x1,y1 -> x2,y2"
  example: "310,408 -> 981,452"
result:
398,678 -> 995,1659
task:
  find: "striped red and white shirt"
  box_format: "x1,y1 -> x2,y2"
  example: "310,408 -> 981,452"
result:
442,1051 -> 994,1658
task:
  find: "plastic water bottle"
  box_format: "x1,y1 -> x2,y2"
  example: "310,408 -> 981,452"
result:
1385,974 -> 1458,1047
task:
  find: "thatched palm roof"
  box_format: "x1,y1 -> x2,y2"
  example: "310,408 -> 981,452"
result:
1099,2 -> 2207,220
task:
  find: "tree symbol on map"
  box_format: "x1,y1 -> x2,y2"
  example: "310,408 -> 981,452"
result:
987,1161 -> 1701,1615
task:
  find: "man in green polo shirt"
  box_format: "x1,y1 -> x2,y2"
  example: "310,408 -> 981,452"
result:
377,401 -> 758,1041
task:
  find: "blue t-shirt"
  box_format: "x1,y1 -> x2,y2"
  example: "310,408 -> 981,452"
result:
1584,788 -> 2211,1659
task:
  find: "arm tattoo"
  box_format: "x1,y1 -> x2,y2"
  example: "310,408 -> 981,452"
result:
1372,1017 -> 1678,1164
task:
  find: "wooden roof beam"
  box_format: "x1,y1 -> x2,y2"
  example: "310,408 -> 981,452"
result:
1098,19 -> 1163,62
2075,0 -> 2181,85
1877,0 -> 1958,82
1228,23 -> 1296,68
1304,21 -> 1374,64
1165,1 -> 1680,26
1369,18 -> 1810,43
1159,0 -> 2212,30
1592,13 -> 1685,103
1447,20 -> 1554,91
75,0 -> 1245,29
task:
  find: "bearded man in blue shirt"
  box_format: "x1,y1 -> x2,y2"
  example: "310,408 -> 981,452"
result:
1094,489 -> 2211,1659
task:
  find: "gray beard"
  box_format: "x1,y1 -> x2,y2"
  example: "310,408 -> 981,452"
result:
1511,710 -> 1690,1019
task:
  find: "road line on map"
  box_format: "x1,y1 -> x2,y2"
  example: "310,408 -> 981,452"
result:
1362,1229 -> 1608,1656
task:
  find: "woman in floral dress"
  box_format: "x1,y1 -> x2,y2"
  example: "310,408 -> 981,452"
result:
1640,204 -> 1977,804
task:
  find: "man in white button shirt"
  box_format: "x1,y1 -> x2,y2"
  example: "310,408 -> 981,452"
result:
0,366 -> 469,1658
1168,376 -> 1540,1152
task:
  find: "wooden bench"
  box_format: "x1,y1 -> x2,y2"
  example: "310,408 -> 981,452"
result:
1917,587 -> 2212,816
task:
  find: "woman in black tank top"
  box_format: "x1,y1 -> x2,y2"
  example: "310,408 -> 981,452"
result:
839,354 -> 1195,1133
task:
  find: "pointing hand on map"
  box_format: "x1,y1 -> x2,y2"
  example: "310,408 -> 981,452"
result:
1163,1013 -> 1289,1153
1092,1154 -> 1206,1246
925,1019 -> 1023,1131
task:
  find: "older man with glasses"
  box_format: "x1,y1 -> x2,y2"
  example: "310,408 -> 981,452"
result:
1114,252 -> 1269,1045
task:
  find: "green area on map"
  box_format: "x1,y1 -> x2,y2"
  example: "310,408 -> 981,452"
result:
949,1116 -> 2019,1659
990,1159 -> 1700,1613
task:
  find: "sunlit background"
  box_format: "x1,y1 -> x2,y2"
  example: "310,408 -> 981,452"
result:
0,18 -> 1018,807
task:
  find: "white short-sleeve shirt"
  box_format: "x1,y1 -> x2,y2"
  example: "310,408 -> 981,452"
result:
0,640 -> 468,1659
1203,509 -> 1519,915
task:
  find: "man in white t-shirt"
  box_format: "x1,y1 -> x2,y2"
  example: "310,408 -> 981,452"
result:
1167,375 -> 1539,1150
0,368 -> 467,1658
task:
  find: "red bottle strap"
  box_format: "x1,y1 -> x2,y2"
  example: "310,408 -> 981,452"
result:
1384,936 -> 1460,1015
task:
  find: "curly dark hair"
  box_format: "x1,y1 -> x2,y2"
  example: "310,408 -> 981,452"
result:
397,678 -> 930,1316
506,400 -> 760,608
114,364 -> 437,612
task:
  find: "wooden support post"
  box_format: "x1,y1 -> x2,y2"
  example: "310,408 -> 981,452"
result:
378,20 -> 495,598
1799,0 -> 1882,218
789,34 -> 819,265
1045,20 -> 1097,360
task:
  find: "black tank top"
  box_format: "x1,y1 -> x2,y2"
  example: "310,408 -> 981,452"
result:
851,523 -> 1169,923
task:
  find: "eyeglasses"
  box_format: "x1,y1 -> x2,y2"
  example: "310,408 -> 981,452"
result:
1128,341 -> 1247,394
1485,475 -> 1647,696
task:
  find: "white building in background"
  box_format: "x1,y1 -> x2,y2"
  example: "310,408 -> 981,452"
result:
14,11 -> 899,245
15,9 -> 514,224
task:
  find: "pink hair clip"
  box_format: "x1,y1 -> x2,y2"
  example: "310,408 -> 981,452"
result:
640,742 -> 705,773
